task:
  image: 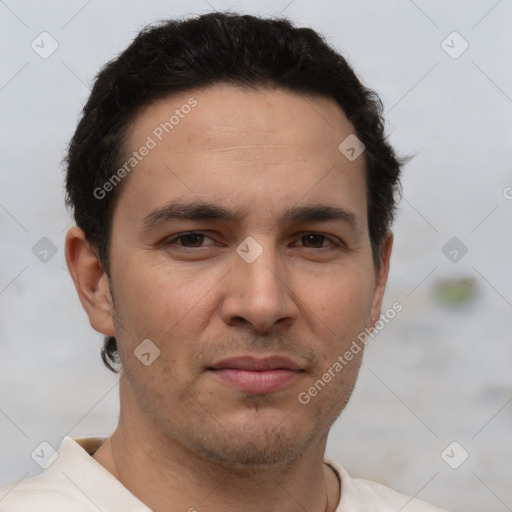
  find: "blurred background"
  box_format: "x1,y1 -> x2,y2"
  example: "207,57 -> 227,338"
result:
0,1 -> 511,511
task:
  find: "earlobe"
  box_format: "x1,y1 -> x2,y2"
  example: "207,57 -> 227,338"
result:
65,226 -> 115,336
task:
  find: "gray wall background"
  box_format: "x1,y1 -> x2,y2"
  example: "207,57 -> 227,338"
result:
1,1 -> 511,511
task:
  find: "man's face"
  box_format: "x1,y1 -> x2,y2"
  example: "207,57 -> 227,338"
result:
107,84 -> 389,466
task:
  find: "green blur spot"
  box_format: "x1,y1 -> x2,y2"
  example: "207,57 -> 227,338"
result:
434,277 -> 477,306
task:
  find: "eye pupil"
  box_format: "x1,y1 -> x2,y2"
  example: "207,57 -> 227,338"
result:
181,233 -> 204,247
303,234 -> 325,248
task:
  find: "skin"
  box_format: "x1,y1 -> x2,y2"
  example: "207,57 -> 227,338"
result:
65,84 -> 393,512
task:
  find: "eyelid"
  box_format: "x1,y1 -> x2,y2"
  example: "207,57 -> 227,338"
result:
164,231 -> 217,247
164,231 -> 342,249
293,231 -> 340,248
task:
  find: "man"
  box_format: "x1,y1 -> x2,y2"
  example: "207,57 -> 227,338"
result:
0,12 -> 448,512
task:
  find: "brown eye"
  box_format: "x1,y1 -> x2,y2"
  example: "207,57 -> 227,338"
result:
177,233 -> 205,247
165,232 -> 214,248
299,233 -> 331,248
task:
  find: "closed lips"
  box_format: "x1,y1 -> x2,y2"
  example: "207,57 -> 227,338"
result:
208,356 -> 303,372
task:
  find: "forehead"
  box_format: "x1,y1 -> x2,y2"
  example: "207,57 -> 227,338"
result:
114,83 -> 367,230
128,84 -> 356,157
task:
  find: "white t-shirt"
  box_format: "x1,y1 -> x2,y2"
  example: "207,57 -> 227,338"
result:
0,437 -> 448,511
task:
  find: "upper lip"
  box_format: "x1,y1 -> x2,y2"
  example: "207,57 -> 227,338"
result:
208,355 -> 303,372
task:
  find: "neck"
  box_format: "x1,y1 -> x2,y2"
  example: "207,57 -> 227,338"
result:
92,413 -> 340,512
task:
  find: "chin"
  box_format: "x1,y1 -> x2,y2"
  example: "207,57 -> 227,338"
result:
180,411 -> 318,470
193,431 -> 307,469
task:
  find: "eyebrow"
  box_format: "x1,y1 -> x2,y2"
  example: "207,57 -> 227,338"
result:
142,200 -> 362,234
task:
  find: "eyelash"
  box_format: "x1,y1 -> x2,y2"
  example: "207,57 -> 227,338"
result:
164,231 -> 341,250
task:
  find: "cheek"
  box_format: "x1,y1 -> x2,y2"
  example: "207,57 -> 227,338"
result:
301,265 -> 375,336
113,262 -> 216,393
112,254 -> 221,345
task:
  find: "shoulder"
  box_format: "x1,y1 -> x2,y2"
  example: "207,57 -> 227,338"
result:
0,473 -> 92,512
325,459 -> 450,512
0,436 -> 150,512
0,436 -> 107,512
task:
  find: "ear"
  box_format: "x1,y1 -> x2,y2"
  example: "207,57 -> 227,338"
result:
368,231 -> 393,328
65,226 -> 115,337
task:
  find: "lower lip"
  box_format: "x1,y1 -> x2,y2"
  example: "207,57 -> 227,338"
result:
209,369 -> 301,393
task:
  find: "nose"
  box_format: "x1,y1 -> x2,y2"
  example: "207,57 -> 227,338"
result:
220,239 -> 298,334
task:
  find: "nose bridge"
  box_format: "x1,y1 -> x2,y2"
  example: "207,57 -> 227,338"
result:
236,234 -> 284,296
222,234 -> 296,331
